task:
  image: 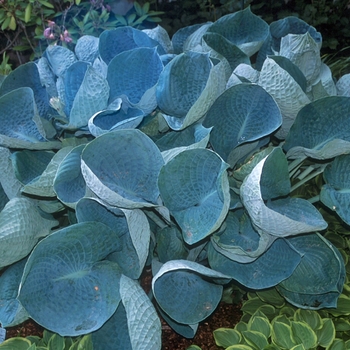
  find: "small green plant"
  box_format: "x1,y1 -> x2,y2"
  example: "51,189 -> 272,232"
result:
0,53 -> 12,76
0,329 -> 92,349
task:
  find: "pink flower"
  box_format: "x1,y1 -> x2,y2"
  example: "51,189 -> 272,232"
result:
49,33 -> 55,40
43,27 -> 52,38
47,20 -> 55,28
62,30 -> 73,43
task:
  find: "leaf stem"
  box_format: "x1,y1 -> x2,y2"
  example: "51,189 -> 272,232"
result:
288,156 -> 307,178
308,195 -> 320,204
290,164 -> 326,193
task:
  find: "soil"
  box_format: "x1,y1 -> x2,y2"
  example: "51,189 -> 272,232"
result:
4,269 -> 243,349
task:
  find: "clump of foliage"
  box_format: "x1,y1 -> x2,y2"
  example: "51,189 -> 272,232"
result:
0,6 -> 350,349
0,329 -> 92,349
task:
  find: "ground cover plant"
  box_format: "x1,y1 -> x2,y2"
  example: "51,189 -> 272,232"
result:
0,6 -> 350,350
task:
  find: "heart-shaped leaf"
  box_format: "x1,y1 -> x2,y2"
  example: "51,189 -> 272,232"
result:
18,221 -> 122,336
284,96 -> 350,159
81,129 -> 164,208
320,154 -> 350,225
156,51 -> 226,130
203,84 -> 282,165
208,237 -> 301,289
75,35 -> 99,63
143,25 -> 173,54
99,26 -> 165,65
276,233 -> 345,309
107,47 -> 163,115
207,7 -> 269,57
152,260 -> 231,324
44,45 -> 77,77
158,148 -> 230,245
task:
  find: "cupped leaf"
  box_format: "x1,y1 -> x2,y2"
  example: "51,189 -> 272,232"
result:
65,65 -> 109,130
143,25 -> 173,54
53,145 -> 86,207
75,35 -> 99,63
0,258 -> 29,327
18,221 -> 122,336
203,83 -> 282,165
171,23 -> 205,54
276,233 -> 345,309
99,26 -> 165,65
240,149 -> 328,237
11,150 -> 54,185
320,154 -> 350,225
120,275 -> 161,350
44,45 -> 77,77
280,32 -> 322,87
21,147 -> 73,197
336,73 -> 350,97
284,96 -> 350,159
202,32 -> 250,72
0,87 -> 45,143
210,210 -> 275,263
158,148 -> 230,245
208,237 -> 301,290
182,22 -> 213,52
0,198 -> 58,268
152,260 -> 231,324
258,56 -> 310,139
0,62 -> 53,120
107,47 -> 163,114
81,129 -> 164,208
156,51 -> 226,130
88,102 -> 145,137
207,7 -> 269,57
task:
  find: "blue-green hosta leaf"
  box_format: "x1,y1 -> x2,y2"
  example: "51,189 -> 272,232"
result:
156,51 -> 227,130
107,208 -> 151,279
88,100 -> 144,136
208,237 -> 301,290
203,83 -> 282,165
336,73 -> 350,96
0,62 -> 53,121
143,25 -> 173,54
11,150 -> 54,185
120,275 -> 161,350
156,226 -> 188,263
183,22 -> 212,52
171,23 -> 204,54
92,301 -> 132,350
158,124 -> 212,163
0,184 -> 8,213
210,210 -> 275,263
107,47 -> 163,115
320,154 -> 350,225
152,260 -> 231,324
279,32 -> 322,87
44,45 -> 77,77
241,150 -> 327,237
65,66 -> 109,130
0,259 -> 29,327
75,35 -> 99,63
158,149 -> 230,245
309,63 -> 337,100
20,147 -> 72,197
258,57 -> 310,139
0,147 -> 22,199
53,145 -> 86,207
202,32 -> 250,72
63,61 -> 89,118
207,7 -> 269,57
18,221 -> 122,336
0,87 -> 44,142
0,198 -> 58,268
99,26 -> 165,65
277,233 -> 345,309
233,63 -> 260,84
157,305 -> 198,338
81,129 -> 164,208
284,96 -> 350,159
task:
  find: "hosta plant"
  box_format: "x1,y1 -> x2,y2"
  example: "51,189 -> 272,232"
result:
0,6 -> 350,349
